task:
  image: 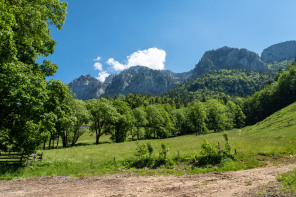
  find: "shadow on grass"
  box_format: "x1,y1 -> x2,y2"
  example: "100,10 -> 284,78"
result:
73,141 -> 112,147
0,163 -> 24,175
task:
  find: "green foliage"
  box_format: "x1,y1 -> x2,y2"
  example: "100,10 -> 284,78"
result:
244,63 -> 296,125
193,133 -> 235,167
86,98 -> 119,144
126,142 -> 172,169
147,142 -> 154,157
278,168 -> 296,195
166,69 -> 273,103
205,99 -> 229,132
134,141 -> 148,158
188,101 -> 208,135
267,60 -> 292,73
160,143 -> 169,160
0,0 -> 67,153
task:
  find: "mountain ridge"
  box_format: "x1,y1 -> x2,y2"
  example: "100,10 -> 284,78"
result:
68,41 -> 296,100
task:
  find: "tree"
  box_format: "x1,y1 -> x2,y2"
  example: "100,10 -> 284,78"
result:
205,99 -> 228,132
132,107 -> 148,140
69,99 -> 90,147
0,0 -> 67,153
86,98 -> 118,144
146,105 -> 173,139
171,108 -> 191,135
188,101 -> 208,135
110,99 -> 133,143
45,80 -> 73,149
226,101 -> 245,128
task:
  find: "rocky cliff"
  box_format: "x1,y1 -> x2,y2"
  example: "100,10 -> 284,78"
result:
104,66 -> 188,96
192,46 -> 267,77
68,74 -> 106,100
261,40 -> 296,63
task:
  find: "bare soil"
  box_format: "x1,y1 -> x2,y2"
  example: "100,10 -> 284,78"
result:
0,163 -> 295,197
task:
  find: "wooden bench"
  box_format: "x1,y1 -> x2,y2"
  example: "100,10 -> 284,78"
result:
0,152 -> 43,163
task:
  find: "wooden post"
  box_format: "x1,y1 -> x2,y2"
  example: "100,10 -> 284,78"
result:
218,142 -> 221,151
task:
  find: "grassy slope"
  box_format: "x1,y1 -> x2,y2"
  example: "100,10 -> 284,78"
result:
244,102 -> 296,141
1,103 -> 296,180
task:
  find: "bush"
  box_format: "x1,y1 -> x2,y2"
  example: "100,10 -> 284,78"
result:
125,142 -> 173,169
193,132 -> 236,167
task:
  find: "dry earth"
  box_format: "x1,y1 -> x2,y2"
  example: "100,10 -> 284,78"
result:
0,163 -> 295,197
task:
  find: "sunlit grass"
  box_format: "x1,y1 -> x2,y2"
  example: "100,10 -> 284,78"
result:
1,102 -> 296,180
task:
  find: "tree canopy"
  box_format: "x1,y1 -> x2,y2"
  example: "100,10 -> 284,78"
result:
0,0 -> 67,153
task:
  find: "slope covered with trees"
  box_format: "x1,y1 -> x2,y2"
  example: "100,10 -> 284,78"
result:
166,69 -> 273,103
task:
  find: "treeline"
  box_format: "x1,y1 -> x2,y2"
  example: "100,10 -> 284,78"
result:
3,63 -> 296,153
40,93 -> 246,149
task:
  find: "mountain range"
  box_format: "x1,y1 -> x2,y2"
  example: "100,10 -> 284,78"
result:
68,40 -> 296,100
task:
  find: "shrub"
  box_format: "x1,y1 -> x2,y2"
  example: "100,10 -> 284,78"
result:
125,142 -> 173,169
159,143 -> 169,160
193,132 -> 236,167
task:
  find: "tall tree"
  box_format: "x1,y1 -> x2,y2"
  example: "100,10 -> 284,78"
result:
69,99 -> 90,147
45,80 -> 73,149
86,98 -> 118,144
188,101 -> 208,135
0,0 -> 67,153
205,99 -> 228,132
132,107 -> 148,140
110,99 -> 133,143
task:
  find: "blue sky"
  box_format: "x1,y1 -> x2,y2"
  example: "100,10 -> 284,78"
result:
47,0 -> 296,83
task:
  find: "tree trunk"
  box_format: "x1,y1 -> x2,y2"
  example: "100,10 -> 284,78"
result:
56,136 -> 59,149
48,136 -> 51,150
52,135 -> 55,149
62,132 -> 67,148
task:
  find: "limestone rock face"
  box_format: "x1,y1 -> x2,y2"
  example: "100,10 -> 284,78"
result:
68,74 -> 106,100
104,66 -> 188,96
261,40 -> 296,63
192,47 -> 267,77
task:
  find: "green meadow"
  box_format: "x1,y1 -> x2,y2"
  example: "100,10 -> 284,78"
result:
1,102 -> 296,180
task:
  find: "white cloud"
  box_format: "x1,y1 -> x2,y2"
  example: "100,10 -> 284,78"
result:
106,48 -> 166,71
94,62 -> 103,71
106,58 -> 126,71
97,71 -> 110,82
93,56 -> 101,61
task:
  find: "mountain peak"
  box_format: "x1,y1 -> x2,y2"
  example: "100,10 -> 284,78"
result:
261,40 -> 296,63
192,46 -> 267,76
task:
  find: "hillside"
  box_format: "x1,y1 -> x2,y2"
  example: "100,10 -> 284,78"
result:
245,102 -> 296,140
166,69 -> 273,102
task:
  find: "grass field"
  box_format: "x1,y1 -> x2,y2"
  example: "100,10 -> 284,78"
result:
1,103 -> 296,180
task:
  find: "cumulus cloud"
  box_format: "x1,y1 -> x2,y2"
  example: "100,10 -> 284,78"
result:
97,71 -> 110,82
93,56 -> 103,71
106,58 -> 126,71
106,48 -> 166,71
94,62 -> 103,71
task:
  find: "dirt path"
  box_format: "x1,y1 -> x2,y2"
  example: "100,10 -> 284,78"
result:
0,163 -> 295,197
